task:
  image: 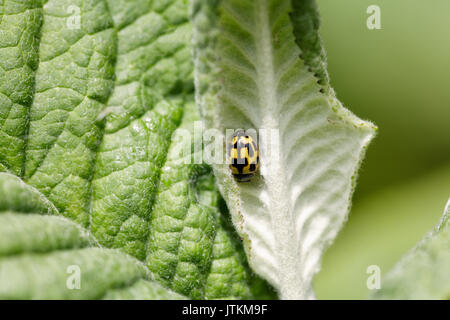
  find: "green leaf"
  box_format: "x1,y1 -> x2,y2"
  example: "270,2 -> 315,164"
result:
0,0 -> 274,299
192,0 -> 376,299
371,199 -> 450,300
0,173 -> 184,299
290,0 -> 329,89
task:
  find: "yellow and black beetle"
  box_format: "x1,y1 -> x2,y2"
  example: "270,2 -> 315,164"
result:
228,130 -> 259,182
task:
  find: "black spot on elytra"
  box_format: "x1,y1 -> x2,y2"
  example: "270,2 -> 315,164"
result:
232,156 -> 248,174
246,143 -> 254,157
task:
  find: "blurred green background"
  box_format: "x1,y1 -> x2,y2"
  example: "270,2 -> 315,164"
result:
313,0 -> 450,299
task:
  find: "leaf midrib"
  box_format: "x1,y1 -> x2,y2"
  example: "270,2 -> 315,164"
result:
251,0 -> 301,299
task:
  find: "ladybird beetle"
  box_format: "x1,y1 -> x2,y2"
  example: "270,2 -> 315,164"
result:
228,130 -> 259,182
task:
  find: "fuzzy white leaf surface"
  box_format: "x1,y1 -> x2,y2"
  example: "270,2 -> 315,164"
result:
192,0 -> 376,299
